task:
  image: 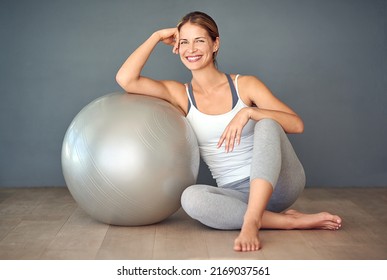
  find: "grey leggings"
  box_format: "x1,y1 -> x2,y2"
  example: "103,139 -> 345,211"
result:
181,119 -> 306,230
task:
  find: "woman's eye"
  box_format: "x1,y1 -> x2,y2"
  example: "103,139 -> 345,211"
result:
180,41 -> 188,45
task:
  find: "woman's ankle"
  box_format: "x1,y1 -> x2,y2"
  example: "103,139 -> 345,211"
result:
242,215 -> 262,230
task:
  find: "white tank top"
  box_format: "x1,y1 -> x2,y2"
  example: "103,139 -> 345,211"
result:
185,74 -> 256,186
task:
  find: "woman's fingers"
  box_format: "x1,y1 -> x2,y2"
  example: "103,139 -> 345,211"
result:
218,127 -> 240,153
226,130 -> 235,152
157,27 -> 179,54
217,108 -> 249,152
158,28 -> 179,49
217,130 -> 227,149
173,35 -> 179,54
227,128 -> 241,152
173,30 -> 179,54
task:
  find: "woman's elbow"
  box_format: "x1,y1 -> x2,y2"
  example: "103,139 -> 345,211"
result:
295,118 -> 304,134
116,72 -> 135,92
115,72 -> 126,89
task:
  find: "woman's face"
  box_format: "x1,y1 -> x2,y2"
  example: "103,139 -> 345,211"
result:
178,23 -> 219,71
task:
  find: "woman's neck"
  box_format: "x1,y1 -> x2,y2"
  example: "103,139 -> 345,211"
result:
191,66 -> 225,90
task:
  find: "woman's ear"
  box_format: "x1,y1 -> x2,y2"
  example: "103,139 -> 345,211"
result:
213,37 -> 220,52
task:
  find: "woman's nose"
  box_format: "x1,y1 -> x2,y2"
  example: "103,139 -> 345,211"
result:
188,43 -> 197,53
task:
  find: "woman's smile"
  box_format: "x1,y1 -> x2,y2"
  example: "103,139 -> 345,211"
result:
186,55 -> 203,62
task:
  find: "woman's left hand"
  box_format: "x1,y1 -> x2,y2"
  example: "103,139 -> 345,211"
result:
217,108 -> 251,152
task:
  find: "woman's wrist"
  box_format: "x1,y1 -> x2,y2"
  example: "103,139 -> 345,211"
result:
151,31 -> 162,42
245,107 -> 255,120
247,107 -> 267,122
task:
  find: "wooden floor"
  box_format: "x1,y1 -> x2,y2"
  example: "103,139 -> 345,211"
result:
0,187 -> 386,260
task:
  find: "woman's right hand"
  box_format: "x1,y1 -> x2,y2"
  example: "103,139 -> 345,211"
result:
155,28 -> 179,54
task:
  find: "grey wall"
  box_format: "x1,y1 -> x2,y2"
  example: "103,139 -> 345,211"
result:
1,0 -> 386,187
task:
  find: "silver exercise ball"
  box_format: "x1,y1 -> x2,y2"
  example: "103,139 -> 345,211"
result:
61,92 -> 200,226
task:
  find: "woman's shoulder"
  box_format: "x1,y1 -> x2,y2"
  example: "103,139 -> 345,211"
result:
230,74 -> 271,106
230,74 -> 267,92
230,74 -> 261,83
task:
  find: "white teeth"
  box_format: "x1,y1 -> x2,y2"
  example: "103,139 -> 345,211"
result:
187,56 -> 202,62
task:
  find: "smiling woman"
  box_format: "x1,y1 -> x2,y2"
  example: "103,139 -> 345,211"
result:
178,23 -> 219,71
177,11 -> 220,66
115,11 -> 342,252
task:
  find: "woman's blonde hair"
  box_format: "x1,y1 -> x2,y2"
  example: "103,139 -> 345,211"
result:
177,11 -> 220,63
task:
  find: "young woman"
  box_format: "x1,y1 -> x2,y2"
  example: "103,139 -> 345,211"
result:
116,11 -> 342,252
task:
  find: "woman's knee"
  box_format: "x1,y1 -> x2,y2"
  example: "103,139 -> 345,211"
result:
254,118 -> 283,133
181,186 -> 196,212
181,185 -> 208,217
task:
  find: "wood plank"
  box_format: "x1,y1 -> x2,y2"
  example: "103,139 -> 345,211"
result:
261,230 -> 320,260
96,224 -> 156,260
152,209 -> 209,259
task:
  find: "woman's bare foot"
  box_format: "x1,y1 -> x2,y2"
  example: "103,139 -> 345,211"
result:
233,210 -> 342,252
233,220 -> 261,252
283,209 -> 342,230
